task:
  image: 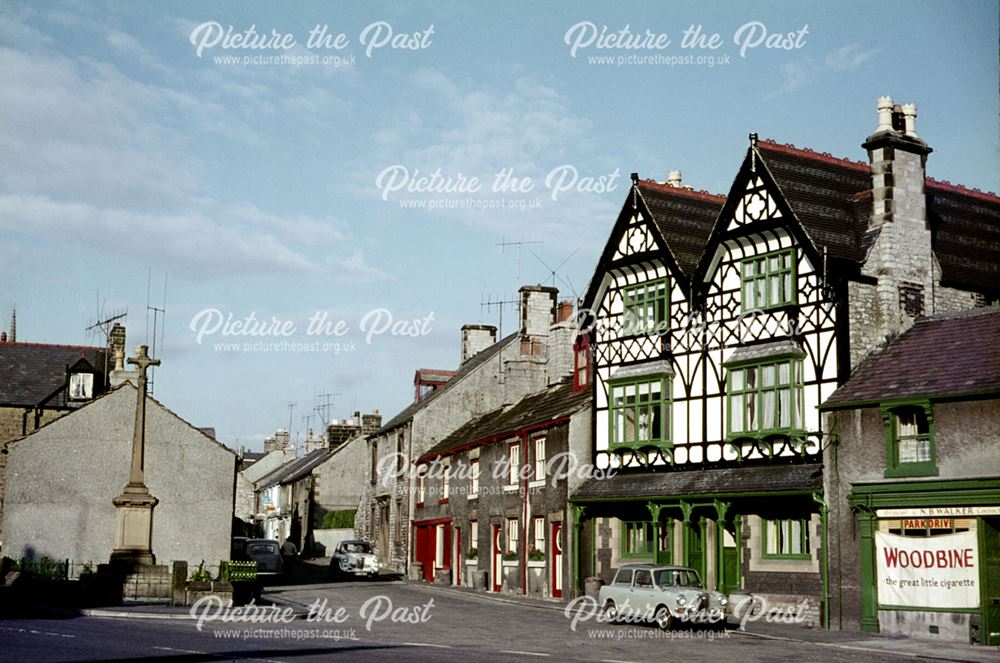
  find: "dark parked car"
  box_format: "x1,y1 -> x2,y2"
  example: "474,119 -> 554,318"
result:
244,539 -> 284,577
330,540 -> 380,579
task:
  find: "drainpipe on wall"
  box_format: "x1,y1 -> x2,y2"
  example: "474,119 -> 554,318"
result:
521,431 -> 529,595
813,490 -> 830,630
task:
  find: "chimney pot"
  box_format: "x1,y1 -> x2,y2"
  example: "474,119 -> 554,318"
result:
876,95 -> 894,132
666,170 -> 682,187
901,103 -> 918,137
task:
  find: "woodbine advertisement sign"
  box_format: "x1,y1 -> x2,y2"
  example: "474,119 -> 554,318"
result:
875,531 -> 979,609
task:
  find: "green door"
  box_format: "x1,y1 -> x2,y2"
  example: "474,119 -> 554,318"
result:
719,525 -> 741,595
982,518 -> 1000,646
687,519 -> 705,580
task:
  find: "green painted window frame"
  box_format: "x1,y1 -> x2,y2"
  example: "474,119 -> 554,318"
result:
740,248 -> 797,312
622,278 -> 670,335
621,521 -> 655,558
608,374 -> 672,449
725,357 -> 805,439
761,518 -> 811,560
882,400 -> 938,478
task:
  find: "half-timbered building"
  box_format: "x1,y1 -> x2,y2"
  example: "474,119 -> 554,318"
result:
570,96 -> 999,627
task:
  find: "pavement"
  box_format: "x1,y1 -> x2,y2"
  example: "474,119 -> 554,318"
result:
5,557 -> 1000,662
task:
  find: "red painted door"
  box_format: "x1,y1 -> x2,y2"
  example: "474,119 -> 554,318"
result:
414,525 -> 429,581
492,525 -> 502,592
551,521 -> 563,598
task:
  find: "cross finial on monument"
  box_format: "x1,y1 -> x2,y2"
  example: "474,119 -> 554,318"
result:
128,344 -> 161,380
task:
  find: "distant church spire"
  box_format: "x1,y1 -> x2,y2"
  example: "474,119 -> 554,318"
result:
9,307 -> 15,343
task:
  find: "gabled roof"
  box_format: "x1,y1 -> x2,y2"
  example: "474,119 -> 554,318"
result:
581,181 -> 724,310
418,379 -> 591,461
256,448 -> 331,488
753,139 -> 1000,291
0,342 -> 108,407
377,332 -> 518,434
636,181 -> 725,279
755,140 -> 872,263
6,380 -> 235,457
822,307 -> 1000,408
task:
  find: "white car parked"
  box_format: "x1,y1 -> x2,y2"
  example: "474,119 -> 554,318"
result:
598,564 -> 728,630
330,540 -> 380,579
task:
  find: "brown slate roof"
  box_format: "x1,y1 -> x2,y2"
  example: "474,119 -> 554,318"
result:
636,181 -> 724,279
0,342 -> 108,407
756,140 -> 872,263
755,139 -> 1000,292
822,308 -> 1000,408
571,463 -> 822,501
927,180 -> 1000,291
418,379 -> 591,461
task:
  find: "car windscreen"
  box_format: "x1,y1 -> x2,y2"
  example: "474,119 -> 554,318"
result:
342,543 -> 371,553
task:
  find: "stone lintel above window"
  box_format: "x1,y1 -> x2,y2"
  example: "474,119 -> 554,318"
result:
723,340 -> 805,367
609,359 -> 674,382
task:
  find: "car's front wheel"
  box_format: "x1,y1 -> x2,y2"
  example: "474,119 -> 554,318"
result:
654,605 -> 673,631
602,600 -> 618,624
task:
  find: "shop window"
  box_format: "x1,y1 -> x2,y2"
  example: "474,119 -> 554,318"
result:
761,518 -> 811,560
609,376 -> 671,448
741,248 -> 796,311
883,402 -> 937,478
623,278 -> 669,335
622,521 -> 655,557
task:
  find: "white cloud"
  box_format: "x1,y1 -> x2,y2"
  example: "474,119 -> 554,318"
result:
767,43 -> 879,100
0,16 -> 380,282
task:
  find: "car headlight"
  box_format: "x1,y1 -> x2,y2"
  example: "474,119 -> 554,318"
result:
677,595 -> 686,606
720,597 -> 728,606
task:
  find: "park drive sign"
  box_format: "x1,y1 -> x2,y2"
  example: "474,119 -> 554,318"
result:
875,531 -> 979,609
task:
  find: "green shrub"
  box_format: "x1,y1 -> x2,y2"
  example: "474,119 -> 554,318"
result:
321,510 -> 356,529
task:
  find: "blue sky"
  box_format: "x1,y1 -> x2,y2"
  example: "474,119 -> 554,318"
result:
3,0 -> 997,451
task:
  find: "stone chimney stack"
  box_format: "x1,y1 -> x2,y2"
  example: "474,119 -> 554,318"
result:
109,332 -> 140,387
519,285 -> 558,338
665,170 -> 683,187
361,410 -> 382,435
852,95 -> 935,367
460,324 -> 497,364
546,300 -> 576,386
109,323 -> 126,361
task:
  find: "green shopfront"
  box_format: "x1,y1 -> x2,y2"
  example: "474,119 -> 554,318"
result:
849,480 -> 1000,645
